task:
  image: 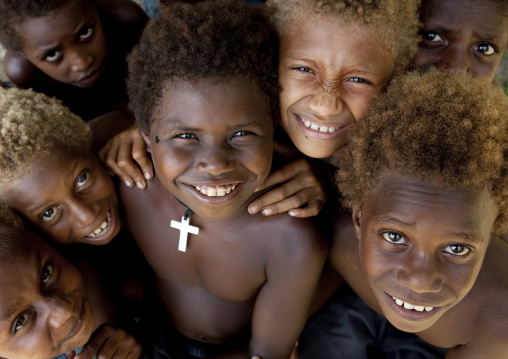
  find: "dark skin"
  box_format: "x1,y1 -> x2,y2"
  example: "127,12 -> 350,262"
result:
0,230 -> 141,359
326,172 -> 508,358
4,0 -> 147,120
410,0 -> 508,82
119,78 -> 328,359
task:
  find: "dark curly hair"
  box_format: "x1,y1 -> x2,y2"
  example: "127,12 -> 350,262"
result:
336,70 -> 508,233
0,0 -> 92,52
127,0 -> 279,131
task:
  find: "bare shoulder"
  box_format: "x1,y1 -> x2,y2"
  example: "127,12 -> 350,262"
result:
259,209 -> 329,260
4,50 -> 38,88
444,237 -> 508,358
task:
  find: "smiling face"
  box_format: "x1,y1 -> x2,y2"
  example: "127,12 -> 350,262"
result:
0,230 -> 95,359
6,151 -> 120,245
411,0 -> 508,82
17,0 -> 107,87
353,173 -> 497,333
278,11 -> 394,159
143,77 -> 274,219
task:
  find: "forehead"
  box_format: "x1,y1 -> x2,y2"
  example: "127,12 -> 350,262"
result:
7,152 -> 97,203
17,0 -> 94,48
151,78 -> 273,130
363,173 -> 497,237
279,11 -> 394,70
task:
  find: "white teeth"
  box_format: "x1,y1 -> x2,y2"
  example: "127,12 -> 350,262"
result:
392,296 -> 433,312
193,184 -> 238,197
301,117 -> 339,133
86,212 -> 110,238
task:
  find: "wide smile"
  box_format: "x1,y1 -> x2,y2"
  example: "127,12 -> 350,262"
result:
294,114 -> 348,139
84,210 -> 115,243
392,296 -> 434,312
192,183 -> 239,197
61,301 -> 86,345
384,292 -> 442,322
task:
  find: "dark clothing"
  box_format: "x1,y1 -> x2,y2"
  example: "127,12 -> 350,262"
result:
299,285 -> 449,359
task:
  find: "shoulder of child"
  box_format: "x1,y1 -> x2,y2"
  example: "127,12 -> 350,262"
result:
437,237 -> 508,359
4,49 -> 39,88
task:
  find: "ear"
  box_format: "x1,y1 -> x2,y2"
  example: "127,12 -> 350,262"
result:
141,131 -> 152,153
352,204 -> 363,241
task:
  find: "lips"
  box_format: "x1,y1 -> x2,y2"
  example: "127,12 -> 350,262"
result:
85,211 -> 111,239
61,301 -> 86,345
78,66 -> 102,86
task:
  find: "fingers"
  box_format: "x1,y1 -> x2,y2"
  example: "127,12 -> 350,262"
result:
249,185 -> 325,217
255,159 -> 311,192
116,137 -> 147,190
98,127 -> 151,190
248,158 -> 327,217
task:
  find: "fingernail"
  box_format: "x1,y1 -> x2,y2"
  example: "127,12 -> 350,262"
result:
136,182 -> 145,189
249,204 -> 259,214
289,210 -> 297,216
145,172 -> 153,180
125,180 -> 133,188
262,208 -> 272,216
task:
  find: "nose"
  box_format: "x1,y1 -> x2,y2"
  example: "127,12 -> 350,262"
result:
69,198 -> 98,228
69,45 -> 93,72
307,86 -> 345,118
396,252 -> 443,293
44,295 -> 74,329
195,144 -> 235,176
435,45 -> 471,75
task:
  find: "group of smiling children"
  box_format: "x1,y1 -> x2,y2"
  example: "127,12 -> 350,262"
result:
0,0 -> 507,358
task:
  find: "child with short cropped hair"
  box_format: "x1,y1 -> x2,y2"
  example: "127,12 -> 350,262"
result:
0,0 -> 147,120
122,1 -> 327,358
411,0 -> 508,82
99,0 -> 421,217
298,70 -> 508,358
0,221 -> 143,359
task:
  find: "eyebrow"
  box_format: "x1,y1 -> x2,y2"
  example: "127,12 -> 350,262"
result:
0,252 -> 41,331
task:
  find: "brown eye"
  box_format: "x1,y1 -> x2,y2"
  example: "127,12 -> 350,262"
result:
79,26 -> 93,41
41,206 -> 58,222
41,263 -> 53,285
382,231 -> 407,245
474,43 -> 496,56
443,244 -> 470,256
76,171 -> 89,189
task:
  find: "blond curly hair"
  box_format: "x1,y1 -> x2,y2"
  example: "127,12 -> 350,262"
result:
266,0 -> 421,76
0,87 -> 92,192
336,70 -> 508,233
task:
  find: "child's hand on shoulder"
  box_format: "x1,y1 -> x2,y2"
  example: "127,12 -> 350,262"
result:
248,157 -> 328,218
98,125 -> 153,190
70,323 -> 142,359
